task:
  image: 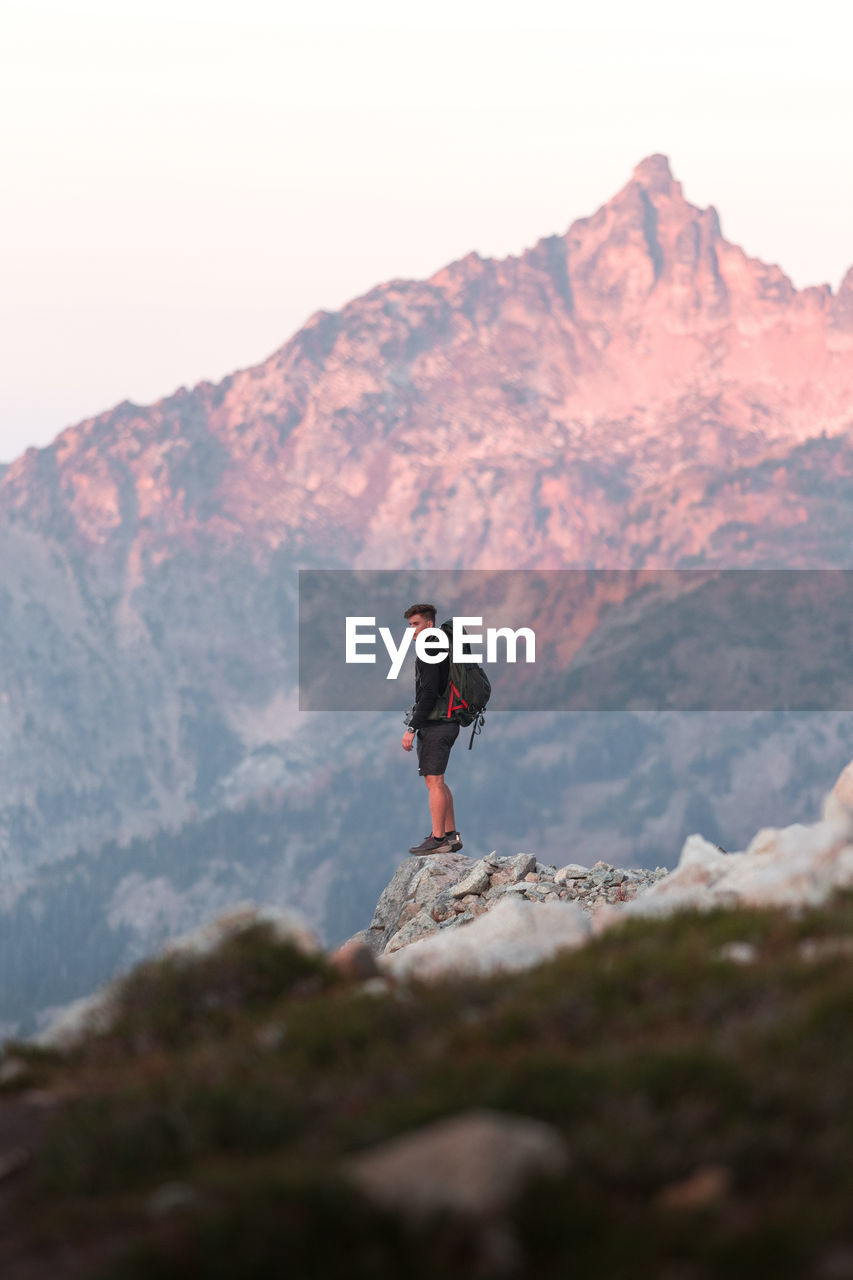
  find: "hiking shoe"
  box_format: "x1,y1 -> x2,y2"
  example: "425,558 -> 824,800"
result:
409,834 -> 452,856
411,831 -> 464,853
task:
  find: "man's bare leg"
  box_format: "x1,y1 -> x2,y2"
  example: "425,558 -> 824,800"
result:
425,775 -> 456,835
443,780 -> 456,833
424,774 -> 449,836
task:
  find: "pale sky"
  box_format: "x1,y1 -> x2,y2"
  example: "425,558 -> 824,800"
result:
2,0 -> 851,462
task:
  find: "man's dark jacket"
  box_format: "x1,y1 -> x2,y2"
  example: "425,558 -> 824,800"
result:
409,648 -> 450,730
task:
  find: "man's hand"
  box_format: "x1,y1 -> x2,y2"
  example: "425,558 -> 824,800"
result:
402,730 -> 415,752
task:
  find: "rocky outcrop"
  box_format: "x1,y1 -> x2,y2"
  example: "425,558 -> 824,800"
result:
379,896 -> 592,981
608,791 -> 853,923
350,851 -> 471,954
357,766 -> 853,982
350,851 -> 668,957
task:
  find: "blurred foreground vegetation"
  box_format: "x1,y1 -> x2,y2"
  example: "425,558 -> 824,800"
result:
4,893 -> 853,1278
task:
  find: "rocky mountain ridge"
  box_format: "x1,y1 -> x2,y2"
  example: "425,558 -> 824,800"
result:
2,155 -> 853,573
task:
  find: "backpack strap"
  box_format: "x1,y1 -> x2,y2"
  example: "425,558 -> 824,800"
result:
468,711 -> 485,749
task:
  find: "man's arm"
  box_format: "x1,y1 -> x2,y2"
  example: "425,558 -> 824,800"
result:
408,655 -> 449,730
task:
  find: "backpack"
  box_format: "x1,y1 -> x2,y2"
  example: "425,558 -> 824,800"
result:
427,619 -> 491,748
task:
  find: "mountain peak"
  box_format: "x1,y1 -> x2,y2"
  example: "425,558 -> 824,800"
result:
631,153 -> 679,195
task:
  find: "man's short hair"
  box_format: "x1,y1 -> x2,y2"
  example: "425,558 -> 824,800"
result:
404,602 -> 437,624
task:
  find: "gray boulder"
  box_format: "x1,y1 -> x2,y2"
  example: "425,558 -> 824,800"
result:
356,852 -> 473,953
344,1109 -> 569,1218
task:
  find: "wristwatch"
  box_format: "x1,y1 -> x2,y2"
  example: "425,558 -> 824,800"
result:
406,724 -> 416,734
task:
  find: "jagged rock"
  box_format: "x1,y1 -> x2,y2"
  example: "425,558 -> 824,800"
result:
396,901 -> 423,928
430,894 -> 458,924
440,911 -> 475,930
555,864 -> 588,882
607,798 -> 853,923
356,844 -> 671,957
354,846 -> 668,960
384,910 -> 441,953
488,854 -> 537,888
364,853 -> 472,952
488,871 -> 514,888
343,1109 -> 569,1218
369,857 -> 423,933
450,861 -> 492,898
508,853 -> 537,879
379,896 -> 591,981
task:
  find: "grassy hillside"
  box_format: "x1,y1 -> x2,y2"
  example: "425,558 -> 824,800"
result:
3,892 -> 853,1278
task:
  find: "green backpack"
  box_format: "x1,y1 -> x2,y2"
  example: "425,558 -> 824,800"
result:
427,619 -> 492,748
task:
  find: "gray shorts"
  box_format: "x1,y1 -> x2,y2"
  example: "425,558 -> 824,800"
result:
416,721 -> 460,776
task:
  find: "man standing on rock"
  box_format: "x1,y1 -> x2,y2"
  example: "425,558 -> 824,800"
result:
401,603 -> 463,856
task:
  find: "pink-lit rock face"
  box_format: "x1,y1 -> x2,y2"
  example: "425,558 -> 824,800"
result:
2,154 -> 852,574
